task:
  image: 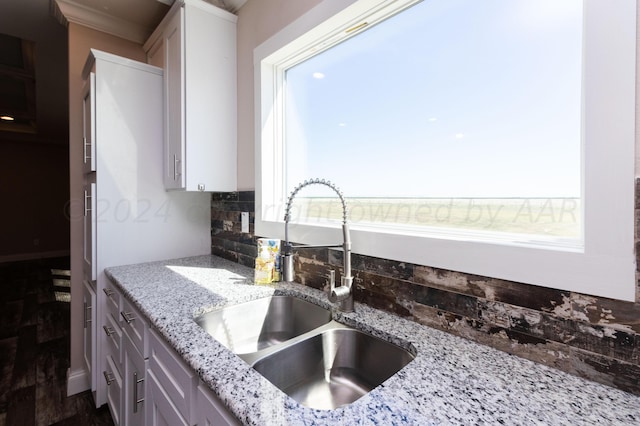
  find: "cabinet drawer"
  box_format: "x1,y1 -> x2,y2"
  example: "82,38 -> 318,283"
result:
103,312 -> 122,370
103,282 -> 121,320
149,329 -> 196,422
120,298 -> 148,358
104,355 -> 122,426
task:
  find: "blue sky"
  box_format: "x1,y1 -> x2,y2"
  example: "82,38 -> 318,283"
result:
284,0 -> 583,199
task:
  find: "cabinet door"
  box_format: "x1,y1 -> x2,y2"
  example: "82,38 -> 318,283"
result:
104,354 -> 123,426
196,384 -> 240,426
145,1 -> 237,192
82,72 -> 96,173
183,2 -> 237,192
124,333 -> 146,426
83,180 -> 96,282
164,9 -> 185,190
148,329 -> 195,421
82,279 -> 96,390
146,370 -> 189,426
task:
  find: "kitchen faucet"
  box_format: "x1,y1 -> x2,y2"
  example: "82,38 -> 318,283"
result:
281,179 -> 354,312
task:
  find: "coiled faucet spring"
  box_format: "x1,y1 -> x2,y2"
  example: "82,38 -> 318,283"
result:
282,178 -> 354,312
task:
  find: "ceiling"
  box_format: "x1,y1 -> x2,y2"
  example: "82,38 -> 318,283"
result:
54,0 -> 248,31
0,0 -> 247,144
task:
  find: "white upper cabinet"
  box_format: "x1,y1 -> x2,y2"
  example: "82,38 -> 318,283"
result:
82,73 -> 96,174
145,0 -> 237,192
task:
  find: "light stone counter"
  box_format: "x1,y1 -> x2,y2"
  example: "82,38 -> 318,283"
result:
105,255 -> 640,425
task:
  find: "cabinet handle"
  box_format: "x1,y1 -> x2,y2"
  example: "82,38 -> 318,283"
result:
103,288 -> 114,298
173,154 -> 181,180
83,137 -> 92,165
103,370 -> 115,386
84,302 -> 91,328
120,311 -> 135,324
84,190 -> 91,217
103,325 -> 115,337
133,372 -> 144,413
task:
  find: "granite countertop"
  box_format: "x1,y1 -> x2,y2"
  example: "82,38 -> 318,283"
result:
105,255 -> 640,425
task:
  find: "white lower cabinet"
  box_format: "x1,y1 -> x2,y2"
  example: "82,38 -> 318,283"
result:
123,331 -> 146,426
102,284 -> 122,425
103,280 -> 240,425
103,279 -> 149,426
146,370 -> 190,426
196,383 -> 241,426
146,328 -> 196,425
82,280 -> 96,393
147,328 -> 240,426
104,355 -> 123,426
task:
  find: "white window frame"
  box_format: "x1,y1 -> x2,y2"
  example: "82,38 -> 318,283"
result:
254,0 -> 637,301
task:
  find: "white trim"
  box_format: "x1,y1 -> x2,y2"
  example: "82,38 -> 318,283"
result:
154,0 -> 247,13
144,0 -> 238,61
66,367 -> 90,397
52,0 -> 153,44
184,0 -> 239,20
82,49 -> 163,81
255,0 -> 638,301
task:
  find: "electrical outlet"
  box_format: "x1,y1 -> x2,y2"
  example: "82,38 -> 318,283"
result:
241,212 -> 249,233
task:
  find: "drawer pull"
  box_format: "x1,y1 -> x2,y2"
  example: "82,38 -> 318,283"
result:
133,372 -> 144,413
83,302 -> 91,328
103,370 -> 115,386
173,154 -> 181,180
84,190 -> 91,216
103,288 -> 114,298
120,311 -> 135,324
103,325 -> 115,337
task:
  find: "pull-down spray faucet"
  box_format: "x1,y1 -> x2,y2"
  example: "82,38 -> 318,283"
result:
281,179 -> 354,312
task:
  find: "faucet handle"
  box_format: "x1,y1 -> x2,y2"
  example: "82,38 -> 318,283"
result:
331,285 -> 350,302
329,269 -> 350,302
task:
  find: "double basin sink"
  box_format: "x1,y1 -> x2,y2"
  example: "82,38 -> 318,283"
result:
195,295 -> 415,410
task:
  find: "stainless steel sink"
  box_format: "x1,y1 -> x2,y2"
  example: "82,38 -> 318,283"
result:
195,295 -> 415,410
252,324 -> 415,410
194,296 -> 331,354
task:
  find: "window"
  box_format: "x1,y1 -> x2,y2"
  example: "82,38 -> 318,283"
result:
284,0 -> 583,243
255,0 -> 636,301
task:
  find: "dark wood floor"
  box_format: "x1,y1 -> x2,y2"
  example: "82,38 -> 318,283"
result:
0,257 -> 113,426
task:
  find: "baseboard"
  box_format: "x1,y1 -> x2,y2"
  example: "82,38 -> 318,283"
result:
66,367 -> 90,396
0,250 -> 70,263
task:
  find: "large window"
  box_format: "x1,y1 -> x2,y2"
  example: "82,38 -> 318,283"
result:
255,0 -> 636,301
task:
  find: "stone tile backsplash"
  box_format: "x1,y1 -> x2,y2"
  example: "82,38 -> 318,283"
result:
211,188 -> 640,395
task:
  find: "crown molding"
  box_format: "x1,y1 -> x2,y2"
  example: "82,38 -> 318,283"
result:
211,0 -> 248,13
51,0 -> 152,44
163,0 -> 248,14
